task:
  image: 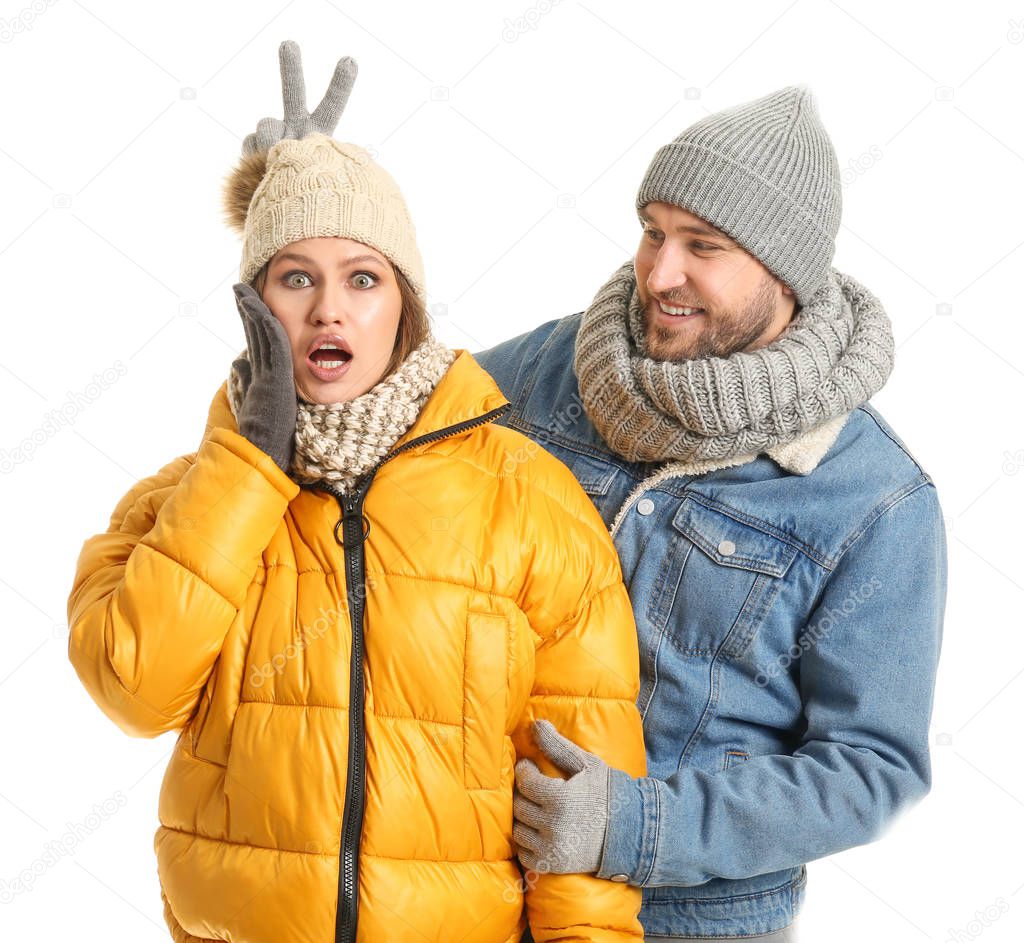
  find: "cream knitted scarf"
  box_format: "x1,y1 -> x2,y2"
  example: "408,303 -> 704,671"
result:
227,334 -> 456,492
574,260 -> 895,466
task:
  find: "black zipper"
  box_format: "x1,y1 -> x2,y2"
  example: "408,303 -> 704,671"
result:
298,401 -> 510,943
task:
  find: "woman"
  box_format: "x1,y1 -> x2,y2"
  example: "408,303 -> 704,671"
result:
66,43 -> 646,943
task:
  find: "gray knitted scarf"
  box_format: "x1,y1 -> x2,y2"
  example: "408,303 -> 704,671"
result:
574,260 -> 894,464
227,334 -> 456,492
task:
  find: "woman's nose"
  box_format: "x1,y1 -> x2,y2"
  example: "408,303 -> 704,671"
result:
310,285 -> 347,325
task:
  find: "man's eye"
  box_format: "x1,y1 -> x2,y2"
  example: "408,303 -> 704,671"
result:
351,272 -> 378,289
693,243 -> 721,252
643,228 -> 664,242
284,271 -> 312,288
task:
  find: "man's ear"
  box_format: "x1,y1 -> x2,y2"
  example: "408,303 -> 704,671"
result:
778,281 -> 799,319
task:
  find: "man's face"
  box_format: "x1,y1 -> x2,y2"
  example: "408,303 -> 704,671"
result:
634,202 -> 796,362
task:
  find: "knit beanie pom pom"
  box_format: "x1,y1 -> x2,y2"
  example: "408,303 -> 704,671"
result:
221,150 -> 269,236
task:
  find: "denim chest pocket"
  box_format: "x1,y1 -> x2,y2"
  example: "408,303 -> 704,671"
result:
534,443 -> 621,513
562,450 -> 618,496
660,498 -> 798,658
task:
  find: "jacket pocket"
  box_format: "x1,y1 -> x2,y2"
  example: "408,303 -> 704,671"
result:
723,749 -> 749,770
566,451 -> 619,497
664,497 -> 799,658
187,682 -> 214,757
463,609 -> 509,790
189,602 -> 255,767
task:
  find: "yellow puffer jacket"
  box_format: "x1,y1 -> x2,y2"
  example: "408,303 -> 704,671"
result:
67,350 -> 647,943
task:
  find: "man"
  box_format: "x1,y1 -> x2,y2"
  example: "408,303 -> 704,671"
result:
473,85 -> 946,941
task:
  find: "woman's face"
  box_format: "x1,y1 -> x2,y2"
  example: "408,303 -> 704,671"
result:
260,236 -> 402,404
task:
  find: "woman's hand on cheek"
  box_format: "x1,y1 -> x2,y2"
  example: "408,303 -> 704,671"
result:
232,282 -> 298,474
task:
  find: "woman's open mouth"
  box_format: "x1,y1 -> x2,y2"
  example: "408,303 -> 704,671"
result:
307,342 -> 353,381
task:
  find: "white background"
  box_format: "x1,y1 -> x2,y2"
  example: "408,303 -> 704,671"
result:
1,1 -> 1021,940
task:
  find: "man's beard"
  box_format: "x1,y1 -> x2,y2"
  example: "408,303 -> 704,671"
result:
642,273 -> 779,362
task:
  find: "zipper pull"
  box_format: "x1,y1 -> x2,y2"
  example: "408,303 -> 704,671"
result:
334,489 -> 372,548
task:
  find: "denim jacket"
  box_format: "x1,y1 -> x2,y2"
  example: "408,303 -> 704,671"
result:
474,313 -> 946,939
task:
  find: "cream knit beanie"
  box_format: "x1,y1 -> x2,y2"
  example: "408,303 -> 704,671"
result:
224,131 -> 425,298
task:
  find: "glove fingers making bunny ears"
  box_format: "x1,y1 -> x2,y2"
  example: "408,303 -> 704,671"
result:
241,39 -> 358,156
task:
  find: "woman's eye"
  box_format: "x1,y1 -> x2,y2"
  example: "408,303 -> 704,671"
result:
284,271 -> 312,288
351,272 -> 378,289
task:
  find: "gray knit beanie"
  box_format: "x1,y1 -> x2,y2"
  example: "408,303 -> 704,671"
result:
636,85 -> 841,306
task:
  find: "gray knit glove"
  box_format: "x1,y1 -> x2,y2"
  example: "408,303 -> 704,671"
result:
231,283 -> 297,474
512,719 -> 611,875
242,40 -> 357,156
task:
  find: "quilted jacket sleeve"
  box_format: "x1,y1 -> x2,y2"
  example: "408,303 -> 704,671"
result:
67,426 -> 299,738
512,456 -> 647,942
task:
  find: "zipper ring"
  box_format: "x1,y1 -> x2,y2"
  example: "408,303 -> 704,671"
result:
334,513 -> 371,547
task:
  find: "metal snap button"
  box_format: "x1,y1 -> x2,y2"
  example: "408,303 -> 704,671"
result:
718,539 -> 736,557
609,873 -> 630,882
636,498 -> 655,516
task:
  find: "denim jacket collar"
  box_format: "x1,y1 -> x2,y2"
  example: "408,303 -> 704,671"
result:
609,412 -> 850,537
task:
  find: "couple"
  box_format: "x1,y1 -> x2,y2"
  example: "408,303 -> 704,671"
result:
66,40 -> 946,943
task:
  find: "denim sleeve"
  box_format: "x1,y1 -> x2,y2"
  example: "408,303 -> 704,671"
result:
597,480 -> 948,886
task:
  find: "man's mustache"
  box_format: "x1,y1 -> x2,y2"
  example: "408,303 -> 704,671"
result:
648,289 -> 706,309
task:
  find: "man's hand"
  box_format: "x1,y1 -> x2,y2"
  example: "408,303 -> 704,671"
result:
512,719 -> 613,875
